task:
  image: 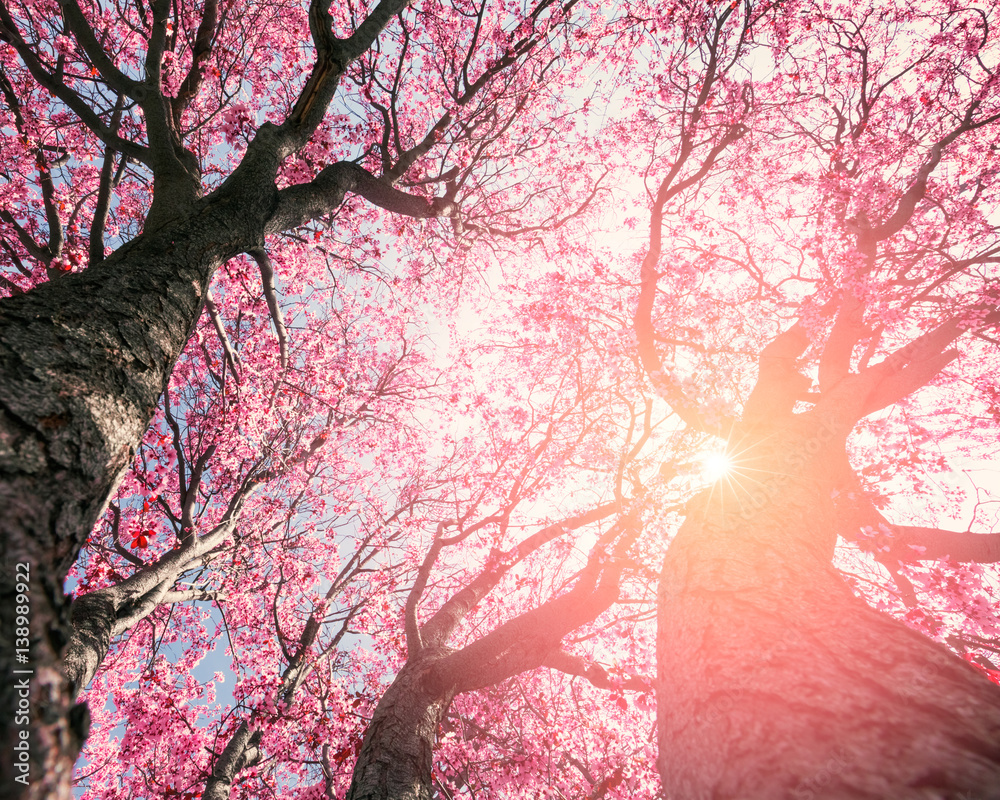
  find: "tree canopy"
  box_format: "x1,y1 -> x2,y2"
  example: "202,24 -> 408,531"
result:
1,0 -> 999,798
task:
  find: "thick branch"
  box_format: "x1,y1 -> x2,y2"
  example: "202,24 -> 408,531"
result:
161,588 -> 226,603
404,529 -> 446,656
889,526 -> 1000,564
818,294 -> 865,394
202,722 -> 263,800
853,317 -> 966,418
89,95 -> 128,266
171,0 -> 219,124
60,0 -> 141,98
270,161 -> 457,233
433,516 -> 640,694
742,323 -> 812,425
144,0 -> 170,91
840,492 -> 1000,564
437,556 -> 625,694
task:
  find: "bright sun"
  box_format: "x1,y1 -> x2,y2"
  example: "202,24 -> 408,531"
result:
703,452 -> 732,482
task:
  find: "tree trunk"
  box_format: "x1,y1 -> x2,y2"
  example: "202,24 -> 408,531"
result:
347,653 -> 455,800
656,417 -> 1000,799
0,188 -> 258,798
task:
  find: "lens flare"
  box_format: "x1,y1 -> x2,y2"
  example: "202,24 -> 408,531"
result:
703,452 -> 732,482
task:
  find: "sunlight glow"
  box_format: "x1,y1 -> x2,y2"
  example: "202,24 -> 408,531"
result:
703,452 -> 733,482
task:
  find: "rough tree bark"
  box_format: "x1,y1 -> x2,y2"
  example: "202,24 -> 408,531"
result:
347,651 -> 458,800
655,340 -> 1000,799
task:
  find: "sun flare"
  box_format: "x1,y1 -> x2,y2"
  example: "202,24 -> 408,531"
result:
702,452 -> 733,482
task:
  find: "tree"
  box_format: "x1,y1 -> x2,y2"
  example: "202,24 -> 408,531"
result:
341,342 -> 656,800
623,0 -> 1000,795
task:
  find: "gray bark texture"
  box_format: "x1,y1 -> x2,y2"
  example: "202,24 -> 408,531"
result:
655,413 -> 1000,799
